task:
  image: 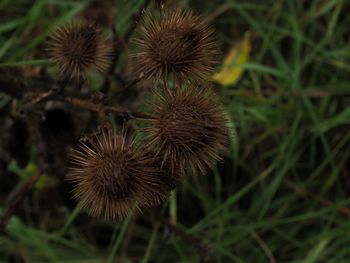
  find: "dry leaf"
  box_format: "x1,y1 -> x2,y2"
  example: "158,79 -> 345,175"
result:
213,32 -> 251,86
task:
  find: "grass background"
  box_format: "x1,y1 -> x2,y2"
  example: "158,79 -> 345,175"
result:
1,0 -> 350,262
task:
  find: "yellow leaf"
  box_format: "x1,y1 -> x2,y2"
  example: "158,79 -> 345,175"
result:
213,33 -> 251,86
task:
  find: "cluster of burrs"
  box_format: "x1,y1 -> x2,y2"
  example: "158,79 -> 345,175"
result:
49,5 -> 230,220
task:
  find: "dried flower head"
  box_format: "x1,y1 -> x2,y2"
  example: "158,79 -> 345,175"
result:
68,130 -> 169,220
145,87 -> 229,178
134,9 -> 217,85
49,23 -> 113,81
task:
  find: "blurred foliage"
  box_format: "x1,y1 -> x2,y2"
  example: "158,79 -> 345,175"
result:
1,0 -> 350,262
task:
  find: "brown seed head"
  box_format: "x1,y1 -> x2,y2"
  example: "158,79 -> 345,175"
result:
49,23 -> 113,81
134,9 -> 217,85
68,130 -> 169,220
145,87 -> 229,178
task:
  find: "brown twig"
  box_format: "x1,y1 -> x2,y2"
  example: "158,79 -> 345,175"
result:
160,219 -> 213,263
0,80 -> 153,121
250,231 -> 276,263
23,77 -> 68,107
114,72 -> 127,86
228,89 -> 350,99
0,73 -> 26,99
63,96 -> 154,120
100,0 -> 151,94
123,0 -> 151,43
100,27 -> 120,94
0,171 -> 41,234
285,179 -> 350,218
142,222 -> 160,262
107,76 -> 143,102
25,89 -> 55,106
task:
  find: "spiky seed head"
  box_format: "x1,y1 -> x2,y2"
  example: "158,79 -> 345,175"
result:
133,9 -> 217,85
145,87 -> 229,178
67,130 -> 169,220
49,23 -> 113,82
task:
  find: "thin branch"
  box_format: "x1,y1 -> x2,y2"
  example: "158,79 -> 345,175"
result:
107,76 -> 142,102
0,75 -> 26,99
100,0 -> 151,94
160,219 -> 213,263
1,81 -> 153,121
63,96 -> 154,120
123,0 -> 151,44
100,27 -> 120,94
25,89 -> 55,106
142,223 -> 160,263
285,179 -> 350,218
114,72 -> 127,86
0,171 -> 41,234
250,231 -> 276,263
23,77 -> 68,107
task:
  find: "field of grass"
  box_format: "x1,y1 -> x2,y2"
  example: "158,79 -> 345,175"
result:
1,0 -> 350,262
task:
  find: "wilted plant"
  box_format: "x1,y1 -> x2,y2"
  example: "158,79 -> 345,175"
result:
46,3 -> 229,220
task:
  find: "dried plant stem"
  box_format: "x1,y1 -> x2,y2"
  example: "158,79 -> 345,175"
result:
101,0 -> 151,94
23,78 -> 68,107
141,222 -> 160,263
124,77 -> 142,90
63,97 -> 154,120
285,179 -> 350,218
26,89 -> 55,106
0,171 -> 41,234
0,85 -> 153,121
160,219 -> 213,263
114,72 -> 127,86
107,76 -> 142,102
249,230 -> 276,263
123,0 -> 151,43
100,27 -> 119,93
0,77 -> 25,99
